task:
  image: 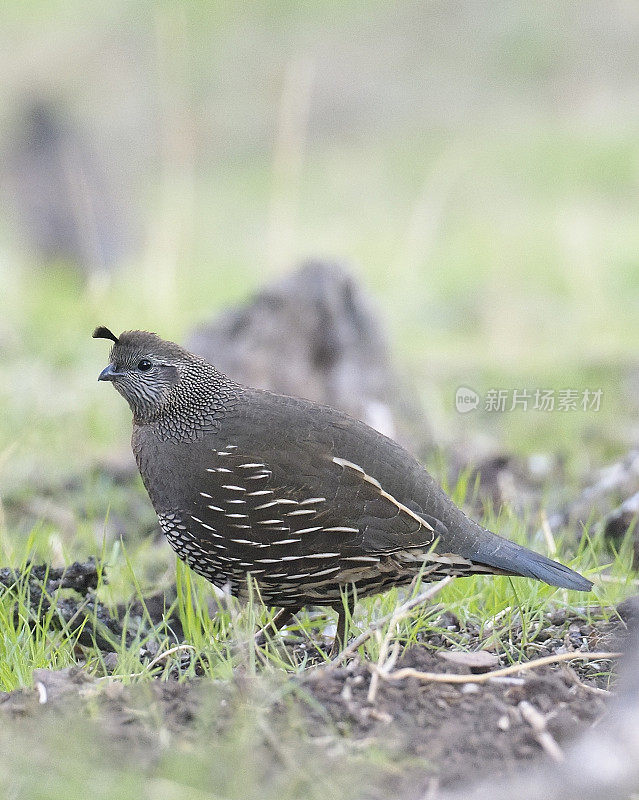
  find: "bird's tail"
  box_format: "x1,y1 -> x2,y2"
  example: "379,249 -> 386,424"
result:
470,527 -> 593,591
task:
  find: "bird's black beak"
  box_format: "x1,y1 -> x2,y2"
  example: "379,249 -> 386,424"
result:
98,364 -> 122,381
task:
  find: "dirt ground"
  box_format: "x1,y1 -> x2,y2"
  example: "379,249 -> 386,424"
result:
299,646 -> 613,793
0,607 -> 629,798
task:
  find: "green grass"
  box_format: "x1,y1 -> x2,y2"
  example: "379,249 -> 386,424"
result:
0,464 -> 633,694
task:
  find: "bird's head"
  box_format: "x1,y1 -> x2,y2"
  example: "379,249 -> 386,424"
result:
93,326 -> 207,421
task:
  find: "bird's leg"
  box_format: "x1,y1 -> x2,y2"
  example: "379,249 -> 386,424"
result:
330,593 -> 355,656
254,605 -> 302,646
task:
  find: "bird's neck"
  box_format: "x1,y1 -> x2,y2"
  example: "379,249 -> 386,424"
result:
136,364 -> 243,442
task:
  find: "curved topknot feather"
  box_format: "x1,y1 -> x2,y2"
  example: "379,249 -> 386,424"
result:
92,326 -> 119,343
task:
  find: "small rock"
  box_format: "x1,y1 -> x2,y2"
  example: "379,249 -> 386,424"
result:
549,609 -> 567,626
435,611 -> 460,631
497,714 -> 510,731
438,650 -> 499,673
527,454 -> 555,479
340,683 -> 353,703
102,652 -> 119,672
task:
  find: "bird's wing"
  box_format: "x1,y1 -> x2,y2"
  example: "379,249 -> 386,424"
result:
181,439 -> 445,586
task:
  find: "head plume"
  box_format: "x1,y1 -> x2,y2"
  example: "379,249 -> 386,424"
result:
92,326 -> 119,344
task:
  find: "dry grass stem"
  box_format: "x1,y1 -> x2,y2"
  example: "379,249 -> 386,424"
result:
378,650 -> 623,685
518,700 -> 564,763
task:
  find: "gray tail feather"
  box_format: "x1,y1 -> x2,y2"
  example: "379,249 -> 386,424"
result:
473,534 -> 593,592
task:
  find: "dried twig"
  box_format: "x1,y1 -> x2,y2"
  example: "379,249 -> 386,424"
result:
560,664 -> 613,697
378,651 -> 622,685
99,644 -> 197,681
519,700 -> 564,763
540,512 -> 558,558
368,633 -> 401,703
144,644 -> 196,672
331,577 -> 454,667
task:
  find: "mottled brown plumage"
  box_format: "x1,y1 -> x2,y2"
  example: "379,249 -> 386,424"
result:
94,327 -> 592,644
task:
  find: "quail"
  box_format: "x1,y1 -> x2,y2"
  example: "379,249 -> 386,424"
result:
94,327 -> 592,647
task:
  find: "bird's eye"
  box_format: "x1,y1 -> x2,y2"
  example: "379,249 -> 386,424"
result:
137,359 -> 152,372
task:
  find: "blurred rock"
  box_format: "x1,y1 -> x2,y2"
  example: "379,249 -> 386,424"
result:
96,450 -> 138,485
459,452 -> 564,516
616,595 -> 639,628
547,449 -> 639,535
471,454 -> 535,513
32,667 -> 95,704
603,491 -> 639,567
188,260 -> 431,453
4,100 -> 133,275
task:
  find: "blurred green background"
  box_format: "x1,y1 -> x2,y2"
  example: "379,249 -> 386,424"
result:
1,0 -> 639,495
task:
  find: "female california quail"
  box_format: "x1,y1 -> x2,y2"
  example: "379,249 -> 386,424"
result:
94,327 -> 592,647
